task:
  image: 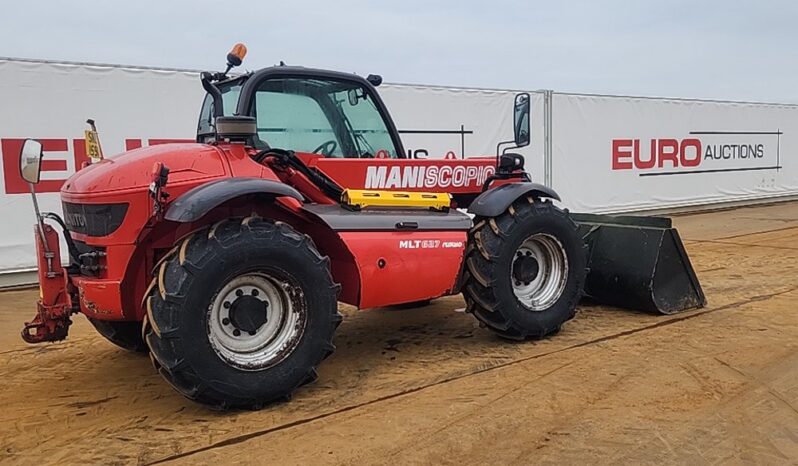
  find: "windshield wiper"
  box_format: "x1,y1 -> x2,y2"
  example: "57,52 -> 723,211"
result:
354,132 -> 375,158
336,102 -> 369,157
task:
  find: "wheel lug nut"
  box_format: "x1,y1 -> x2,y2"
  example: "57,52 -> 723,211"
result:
223,301 -> 231,309
525,251 -> 532,256
233,329 -> 241,337
251,289 -> 259,296
248,330 -> 257,336
515,281 -> 521,286
236,289 -> 244,297
222,317 -> 231,325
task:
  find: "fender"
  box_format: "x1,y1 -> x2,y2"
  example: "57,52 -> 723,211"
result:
467,182 -> 561,217
164,177 -> 304,223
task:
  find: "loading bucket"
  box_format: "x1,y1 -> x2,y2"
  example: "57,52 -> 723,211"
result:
571,213 -> 706,315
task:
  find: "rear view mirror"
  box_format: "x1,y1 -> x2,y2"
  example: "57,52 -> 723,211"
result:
513,93 -> 530,148
19,139 -> 43,184
348,89 -> 360,106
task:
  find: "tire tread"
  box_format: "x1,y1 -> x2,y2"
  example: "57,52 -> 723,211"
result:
143,217 -> 340,409
462,199 -> 586,340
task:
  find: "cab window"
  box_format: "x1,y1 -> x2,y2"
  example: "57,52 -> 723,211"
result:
255,88 -> 343,157
252,77 -> 400,158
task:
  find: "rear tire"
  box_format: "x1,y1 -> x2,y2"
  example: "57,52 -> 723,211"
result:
88,318 -> 147,352
143,217 -> 340,409
463,198 -> 586,340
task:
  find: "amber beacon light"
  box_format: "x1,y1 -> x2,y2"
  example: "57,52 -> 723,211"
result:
227,43 -> 248,67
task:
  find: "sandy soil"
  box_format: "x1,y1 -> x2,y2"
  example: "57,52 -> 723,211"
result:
1,202 -> 797,465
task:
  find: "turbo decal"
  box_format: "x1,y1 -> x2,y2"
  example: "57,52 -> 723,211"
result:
398,239 -> 465,249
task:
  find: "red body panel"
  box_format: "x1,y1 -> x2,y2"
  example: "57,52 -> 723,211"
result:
338,231 -> 467,308
75,278 -> 124,318
62,143 -> 229,195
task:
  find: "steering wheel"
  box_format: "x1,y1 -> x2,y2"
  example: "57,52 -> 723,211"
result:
312,140 -> 338,156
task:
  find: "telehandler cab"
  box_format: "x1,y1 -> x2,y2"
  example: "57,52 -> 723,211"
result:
18,44 -> 704,408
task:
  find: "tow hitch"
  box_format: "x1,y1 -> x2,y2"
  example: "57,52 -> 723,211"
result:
21,222 -> 76,343
18,139 -> 77,343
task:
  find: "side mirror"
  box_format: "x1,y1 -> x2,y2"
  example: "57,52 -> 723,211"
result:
19,139 -> 44,184
348,89 -> 360,106
513,93 -> 530,148
366,74 -> 382,87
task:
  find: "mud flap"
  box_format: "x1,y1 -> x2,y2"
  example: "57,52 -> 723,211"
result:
571,213 -> 706,315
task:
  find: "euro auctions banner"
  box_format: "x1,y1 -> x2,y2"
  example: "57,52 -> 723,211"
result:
0,58 -> 540,275
551,93 -> 798,213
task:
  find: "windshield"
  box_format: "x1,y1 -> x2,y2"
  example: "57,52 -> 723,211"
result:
197,80 -> 242,141
252,77 -> 400,158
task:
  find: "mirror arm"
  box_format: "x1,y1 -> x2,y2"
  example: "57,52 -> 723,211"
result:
28,182 -> 54,275
495,139 -> 516,168
201,72 -> 225,119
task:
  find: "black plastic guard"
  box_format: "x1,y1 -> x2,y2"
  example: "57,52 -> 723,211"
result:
468,182 -> 560,217
571,213 -> 706,315
301,204 -> 472,231
165,178 -> 303,223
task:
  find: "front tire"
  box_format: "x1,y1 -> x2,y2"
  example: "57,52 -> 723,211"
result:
463,198 -> 586,340
88,318 -> 147,352
144,218 -> 340,409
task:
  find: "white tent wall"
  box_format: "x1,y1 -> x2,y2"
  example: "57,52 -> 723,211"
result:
550,92 -> 798,213
3,58 -> 798,284
377,85 -> 545,178
0,58 -> 540,279
0,59 -> 204,280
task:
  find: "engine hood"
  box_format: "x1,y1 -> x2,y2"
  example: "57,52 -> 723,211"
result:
62,143 -> 228,195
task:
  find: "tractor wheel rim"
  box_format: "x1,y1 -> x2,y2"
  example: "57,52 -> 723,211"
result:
207,272 -> 303,371
511,233 -> 569,311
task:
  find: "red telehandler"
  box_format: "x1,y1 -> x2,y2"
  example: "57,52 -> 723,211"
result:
17,45 -> 704,408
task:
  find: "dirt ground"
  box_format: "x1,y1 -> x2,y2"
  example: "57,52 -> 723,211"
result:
1,202 -> 797,465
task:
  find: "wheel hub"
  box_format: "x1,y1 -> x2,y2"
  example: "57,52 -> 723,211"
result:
512,253 -> 540,285
227,294 -> 269,333
510,233 -> 569,311
207,273 -> 304,371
